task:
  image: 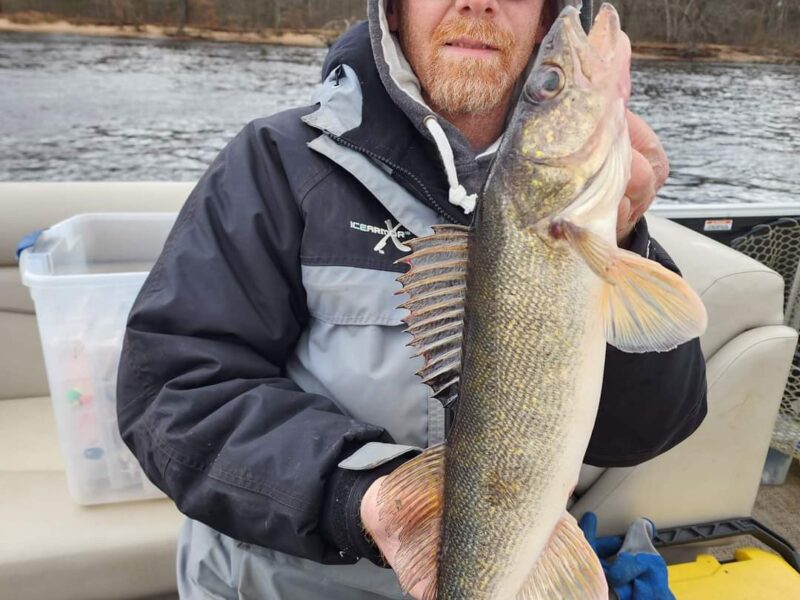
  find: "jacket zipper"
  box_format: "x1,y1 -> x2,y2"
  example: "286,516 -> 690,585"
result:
324,132 -> 460,225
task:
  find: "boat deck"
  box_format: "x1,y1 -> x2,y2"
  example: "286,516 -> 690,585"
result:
751,460 -> 800,550
706,460 -> 800,560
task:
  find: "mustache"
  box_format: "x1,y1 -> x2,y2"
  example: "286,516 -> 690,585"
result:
432,17 -> 515,53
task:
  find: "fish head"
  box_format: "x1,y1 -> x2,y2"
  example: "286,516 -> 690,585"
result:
486,2 -> 632,232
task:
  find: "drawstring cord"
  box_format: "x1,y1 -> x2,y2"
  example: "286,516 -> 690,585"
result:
423,116 -> 478,215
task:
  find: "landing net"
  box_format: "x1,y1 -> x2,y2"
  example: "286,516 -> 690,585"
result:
732,218 -> 800,461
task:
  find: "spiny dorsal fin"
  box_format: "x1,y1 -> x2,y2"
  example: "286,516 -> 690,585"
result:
396,224 -> 470,399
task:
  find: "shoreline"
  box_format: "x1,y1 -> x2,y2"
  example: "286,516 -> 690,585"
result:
631,41 -> 799,65
0,17 -> 336,48
1,16 -> 798,64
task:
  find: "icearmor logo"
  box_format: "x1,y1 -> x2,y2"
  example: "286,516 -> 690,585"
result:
350,219 -> 412,254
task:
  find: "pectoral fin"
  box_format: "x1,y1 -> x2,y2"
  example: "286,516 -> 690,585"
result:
559,221 -> 707,353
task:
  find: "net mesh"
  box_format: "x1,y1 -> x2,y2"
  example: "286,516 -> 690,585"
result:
731,218 -> 800,460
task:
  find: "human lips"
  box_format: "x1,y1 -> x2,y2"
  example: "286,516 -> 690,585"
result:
443,37 -> 499,55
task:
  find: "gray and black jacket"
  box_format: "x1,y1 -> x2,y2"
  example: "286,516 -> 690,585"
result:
117,0 -> 707,569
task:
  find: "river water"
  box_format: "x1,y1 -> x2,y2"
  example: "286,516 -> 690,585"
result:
1,32 -> 798,204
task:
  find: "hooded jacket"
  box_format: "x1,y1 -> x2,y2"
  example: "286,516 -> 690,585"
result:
117,0 -> 707,568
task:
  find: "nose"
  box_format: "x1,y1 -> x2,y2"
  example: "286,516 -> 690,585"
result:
454,0 -> 500,16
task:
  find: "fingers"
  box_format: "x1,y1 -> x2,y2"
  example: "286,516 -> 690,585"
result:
619,149 -> 654,245
361,476 -> 433,600
616,195 -> 633,243
578,512 -> 599,543
627,111 -> 669,189
361,476 -> 400,561
619,112 -> 669,244
626,148 -> 656,219
408,577 -> 432,600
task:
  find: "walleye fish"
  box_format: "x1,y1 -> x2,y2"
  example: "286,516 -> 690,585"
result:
374,4 -> 707,600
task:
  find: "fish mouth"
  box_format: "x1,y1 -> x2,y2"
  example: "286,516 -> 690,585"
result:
588,3 -> 625,51
540,3 -> 630,103
550,5 -> 588,48
554,3 -> 624,50
590,3 -> 632,105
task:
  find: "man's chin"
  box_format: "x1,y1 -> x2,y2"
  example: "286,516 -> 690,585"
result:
426,79 -> 511,115
435,50 -> 505,70
421,50 -> 516,114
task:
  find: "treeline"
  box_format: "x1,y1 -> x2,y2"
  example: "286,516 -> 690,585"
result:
0,0 -> 367,30
616,0 -> 799,48
2,0 -> 799,48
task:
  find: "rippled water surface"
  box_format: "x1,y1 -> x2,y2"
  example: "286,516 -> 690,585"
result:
1,32 -> 798,204
630,60 -> 799,204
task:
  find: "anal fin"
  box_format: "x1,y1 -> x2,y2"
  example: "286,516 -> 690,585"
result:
517,512 -> 608,600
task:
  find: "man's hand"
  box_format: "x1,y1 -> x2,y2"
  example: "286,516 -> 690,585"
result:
618,111 -> 670,247
361,476 -> 432,600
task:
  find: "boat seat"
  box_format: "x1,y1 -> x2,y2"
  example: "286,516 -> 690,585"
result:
570,216 -> 797,534
0,182 -> 796,599
0,397 -> 183,600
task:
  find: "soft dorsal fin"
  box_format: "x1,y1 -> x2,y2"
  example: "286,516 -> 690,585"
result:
396,224 -> 470,398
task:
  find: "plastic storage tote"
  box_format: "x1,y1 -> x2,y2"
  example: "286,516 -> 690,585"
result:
19,212 -> 178,505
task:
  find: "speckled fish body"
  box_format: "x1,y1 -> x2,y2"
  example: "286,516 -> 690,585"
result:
438,187 -> 608,599
438,6 -> 631,599
379,4 -> 706,600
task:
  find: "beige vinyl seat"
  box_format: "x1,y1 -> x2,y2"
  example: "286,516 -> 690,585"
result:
0,182 -> 796,600
571,216 -> 797,533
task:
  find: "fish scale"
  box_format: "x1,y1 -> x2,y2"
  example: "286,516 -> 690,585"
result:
439,210 -> 596,598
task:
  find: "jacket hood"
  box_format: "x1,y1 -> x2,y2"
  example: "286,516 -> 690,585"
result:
366,0 -> 487,198
318,22 -> 472,225
315,1 -> 592,222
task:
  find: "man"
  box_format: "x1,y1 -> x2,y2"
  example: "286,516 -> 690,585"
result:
117,1 -> 707,598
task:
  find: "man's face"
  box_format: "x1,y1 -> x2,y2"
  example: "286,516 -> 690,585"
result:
388,0 -> 549,115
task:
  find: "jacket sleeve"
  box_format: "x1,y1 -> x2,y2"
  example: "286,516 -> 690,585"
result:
584,217 -> 708,468
117,122 -> 390,564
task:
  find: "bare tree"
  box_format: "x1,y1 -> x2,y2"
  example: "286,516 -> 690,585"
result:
177,0 -> 189,34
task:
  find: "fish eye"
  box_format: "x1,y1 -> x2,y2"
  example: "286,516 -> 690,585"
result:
525,65 -> 565,102
542,69 -> 562,92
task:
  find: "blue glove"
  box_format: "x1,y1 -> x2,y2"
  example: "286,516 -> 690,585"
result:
579,512 -> 675,600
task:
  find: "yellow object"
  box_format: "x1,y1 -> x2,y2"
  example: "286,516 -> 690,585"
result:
668,547 -> 800,599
